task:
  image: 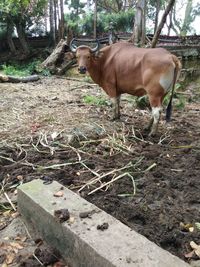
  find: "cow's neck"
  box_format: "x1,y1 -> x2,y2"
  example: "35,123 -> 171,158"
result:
87,59 -> 102,86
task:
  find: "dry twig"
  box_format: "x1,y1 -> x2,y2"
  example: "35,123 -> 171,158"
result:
3,192 -> 16,211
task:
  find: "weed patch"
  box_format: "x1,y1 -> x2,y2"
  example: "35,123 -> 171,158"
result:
83,95 -> 109,106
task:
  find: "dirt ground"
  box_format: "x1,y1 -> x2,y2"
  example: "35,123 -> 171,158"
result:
1,76 -> 200,266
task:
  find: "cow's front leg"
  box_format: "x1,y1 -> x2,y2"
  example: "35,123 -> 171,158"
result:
149,107 -> 162,136
111,96 -> 121,120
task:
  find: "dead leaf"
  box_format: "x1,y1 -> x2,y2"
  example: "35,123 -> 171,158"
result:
190,241 -> 200,257
180,222 -> 193,231
15,236 -> 27,242
3,210 -> 11,217
6,253 -> 15,264
68,216 -> 75,225
10,242 -> 24,250
16,175 -> 23,181
184,250 -> 195,258
53,191 -> 64,197
189,227 -> 194,232
11,212 -> 19,218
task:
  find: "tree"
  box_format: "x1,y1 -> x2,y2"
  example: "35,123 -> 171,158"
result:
59,0 -> 65,39
6,17 -> 17,54
49,0 -> 56,45
151,0 -> 175,48
96,0 -> 136,13
94,0 -> 97,38
0,0 -> 48,54
171,0 -> 200,36
132,0 -> 146,46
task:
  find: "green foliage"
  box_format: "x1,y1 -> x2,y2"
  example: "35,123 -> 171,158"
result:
0,0 -> 47,18
0,0 -> 48,39
163,83 -> 186,110
2,64 -> 30,76
0,23 -> 7,39
2,60 -> 50,76
65,9 -> 134,36
83,94 -> 109,106
175,94 -> 186,109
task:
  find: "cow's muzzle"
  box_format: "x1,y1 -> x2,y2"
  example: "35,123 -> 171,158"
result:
78,66 -> 87,74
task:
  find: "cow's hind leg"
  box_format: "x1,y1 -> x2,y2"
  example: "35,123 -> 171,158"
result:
148,93 -> 164,136
111,96 -> 121,120
150,107 -> 162,136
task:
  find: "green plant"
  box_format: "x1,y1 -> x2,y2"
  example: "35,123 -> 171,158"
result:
2,64 -> 30,76
163,83 -> 186,110
65,9 -> 134,36
2,60 -> 51,77
83,95 -> 109,106
174,94 -> 186,110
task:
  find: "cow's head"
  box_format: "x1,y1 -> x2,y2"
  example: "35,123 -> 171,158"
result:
70,39 -> 100,74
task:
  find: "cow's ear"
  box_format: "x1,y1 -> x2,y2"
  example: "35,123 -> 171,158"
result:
94,51 -> 104,59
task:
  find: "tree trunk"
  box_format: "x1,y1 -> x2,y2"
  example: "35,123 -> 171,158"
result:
59,0 -> 65,40
54,0 -> 58,41
87,0 -> 90,9
6,22 -> 17,54
151,0 -> 175,48
180,0 -> 193,37
154,0 -> 161,34
41,39 -> 72,74
166,10 -> 173,35
132,0 -> 146,46
49,0 -> 56,46
93,0 -> 97,38
15,22 -> 30,54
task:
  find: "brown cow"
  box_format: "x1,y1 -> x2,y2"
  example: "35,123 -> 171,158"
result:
70,40 -> 181,136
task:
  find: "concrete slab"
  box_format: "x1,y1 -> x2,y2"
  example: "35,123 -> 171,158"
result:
18,179 -> 190,267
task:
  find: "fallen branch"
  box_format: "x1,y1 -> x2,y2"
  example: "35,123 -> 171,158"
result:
0,74 -> 40,83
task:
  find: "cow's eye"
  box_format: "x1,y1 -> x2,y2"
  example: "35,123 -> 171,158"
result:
87,56 -> 90,59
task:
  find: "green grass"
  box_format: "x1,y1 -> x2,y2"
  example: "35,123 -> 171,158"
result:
1,60 -> 50,77
83,95 -> 109,106
2,64 -> 30,76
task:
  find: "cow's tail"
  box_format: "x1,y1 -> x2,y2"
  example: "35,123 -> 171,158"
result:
166,55 -> 182,122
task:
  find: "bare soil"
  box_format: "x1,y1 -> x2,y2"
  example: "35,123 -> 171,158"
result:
1,76 -> 200,265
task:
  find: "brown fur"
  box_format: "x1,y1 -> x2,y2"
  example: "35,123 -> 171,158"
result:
74,42 -> 181,135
